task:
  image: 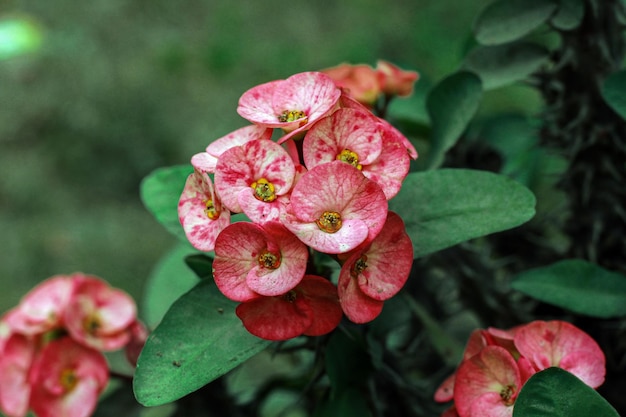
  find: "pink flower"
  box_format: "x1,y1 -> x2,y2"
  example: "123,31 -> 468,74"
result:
375,60 -> 419,97
321,63 -> 381,105
237,72 -> 341,143
281,161 -> 388,254
178,170 -> 231,251
214,139 -> 295,223
0,332 -> 36,417
191,125 -> 272,173
303,107 -> 412,199
337,212 -> 413,323
453,345 -> 525,417
514,320 -> 606,388
235,275 -> 342,341
63,275 -> 137,351
4,275 -> 75,336
213,221 -> 308,302
29,337 -> 108,417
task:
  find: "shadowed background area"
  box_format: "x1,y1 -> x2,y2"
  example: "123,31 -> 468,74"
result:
2,0 -> 534,313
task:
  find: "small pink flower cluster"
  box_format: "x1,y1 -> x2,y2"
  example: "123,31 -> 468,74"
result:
178,67 -> 419,341
435,320 -> 606,417
0,273 -> 146,417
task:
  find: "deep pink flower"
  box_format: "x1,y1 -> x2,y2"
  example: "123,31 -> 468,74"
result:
29,337 -> 108,417
281,161 -> 388,254
514,320 -> 606,388
213,221 -> 308,302
337,212 -> 412,323
453,345 -> 523,417
4,275 -> 75,336
178,170 -> 231,251
191,125 -> 272,173
0,332 -> 36,417
214,139 -> 295,223
376,60 -> 419,97
321,63 -> 381,105
235,275 -> 342,341
63,275 -> 137,351
237,72 -> 341,143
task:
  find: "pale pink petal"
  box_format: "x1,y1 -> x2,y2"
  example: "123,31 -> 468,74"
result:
303,107 -> 383,169
467,392 -> 513,417
435,373 -> 456,403
362,127 -> 411,199
178,171 -> 231,251
206,125 -> 273,156
190,151 -> 218,173
378,117 -> 418,160
238,189 -> 286,224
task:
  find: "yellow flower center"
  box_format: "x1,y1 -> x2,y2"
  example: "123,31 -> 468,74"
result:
500,385 -> 516,405
278,110 -> 307,123
258,250 -> 281,269
60,368 -> 78,392
83,313 -> 101,336
316,211 -> 342,233
203,199 -> 219,220
251,178 -> 277,202
337,149 -> 362,170
351,255 -> 368,277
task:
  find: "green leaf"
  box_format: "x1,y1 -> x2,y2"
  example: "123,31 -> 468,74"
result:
513,368 -> 619,417
184,254 -> 214,279
602,70 -> 626,120
474,0 -> 558,45
325,330 -> 371,394
550,0 -> 585,30
511,259 -> 626,318
313,388 -> 372,417
140,165 -> 192,241
425,71 -> 483,169
142,242 -> 200,328
389,169 -> 536,258
133,280 -> 271,406
463,42 -> 549,90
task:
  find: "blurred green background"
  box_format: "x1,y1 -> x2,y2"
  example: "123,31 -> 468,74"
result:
1,0 -> 537,314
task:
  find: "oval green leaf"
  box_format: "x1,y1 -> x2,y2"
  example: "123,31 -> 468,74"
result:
550,0 -> 584,30
602,70 -> 626,120
513,367 -> 619,417
425,71 -> 483,169
140,165 -> 192,241
474,0 -> 558,45
389,169 -> 536,258
464,42 -> 549,90
133,280 -> 271,406
511,259 -> 626,318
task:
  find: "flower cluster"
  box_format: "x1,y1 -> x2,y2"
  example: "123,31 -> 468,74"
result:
435,320 -> 606,417
178,66 -> 419,341
0,273 -> 146,417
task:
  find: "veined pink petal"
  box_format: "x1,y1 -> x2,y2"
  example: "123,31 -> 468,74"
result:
215,139 -> 295,213
303,107 -> 383,169
191,152 -> 218,173
378,117 -> 418,160
237,79 -> 284,126
467,392 -> 514,417
514,320 -> 605,388
282,213 -> 369,254
29,337 -> 108,417
0,333 -> 35,417
454,346 -> 520,417
178,171 -> 231,252
337,266 -> 383,323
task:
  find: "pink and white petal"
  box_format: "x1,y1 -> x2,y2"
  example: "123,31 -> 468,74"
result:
0,334 -> 35,417
467,392 -> 514,417
244,140 -> 295,195
354,212 -> 413,300
558,350 -> 606,388
206,125 -> 273,157
272,72 -> 341,123
238,189 -> 285,224
362,135 -> 411,199
214,146 -> 256,213
337,268 -> 384,324
342,170 -> 388,241
378,117 -> 418,160
213,222 -> 267,301
283,214 -> 369,254
435,374 -> 456,403
454,346 -> 520,417
236,295 -> 313,341
191,152 -> 218,173
237,80 -> 284,126
298,275 -> 343,336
